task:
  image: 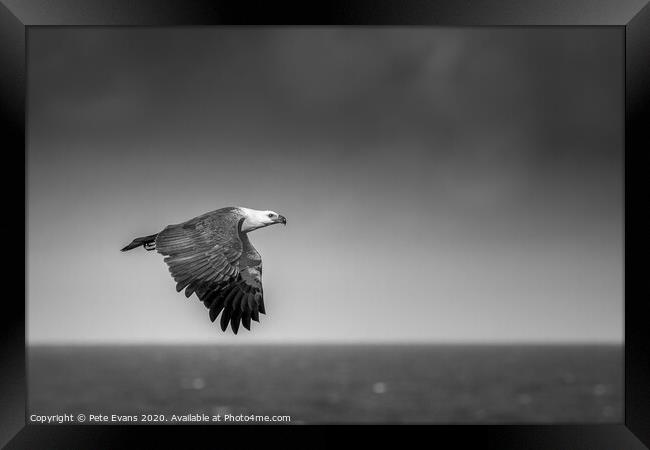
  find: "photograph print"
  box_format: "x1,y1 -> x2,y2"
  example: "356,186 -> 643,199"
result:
27,27 -> 623,424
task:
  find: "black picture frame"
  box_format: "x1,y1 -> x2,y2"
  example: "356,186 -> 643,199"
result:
2,0 -> 648,448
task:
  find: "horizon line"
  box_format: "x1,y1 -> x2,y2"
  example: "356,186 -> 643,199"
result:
27,339 -> 624,347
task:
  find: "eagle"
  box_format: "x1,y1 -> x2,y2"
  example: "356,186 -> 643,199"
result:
121,206 -> 286,334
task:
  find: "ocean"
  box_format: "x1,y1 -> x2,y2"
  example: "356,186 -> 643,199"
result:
28,344 -> 622,424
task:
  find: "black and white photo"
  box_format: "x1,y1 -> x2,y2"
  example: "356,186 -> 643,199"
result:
27,27 -> 623,424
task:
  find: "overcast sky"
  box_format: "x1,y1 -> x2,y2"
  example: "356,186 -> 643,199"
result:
27,27 -> 623,344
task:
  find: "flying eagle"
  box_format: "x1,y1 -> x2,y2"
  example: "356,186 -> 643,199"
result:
121,206 -> 286,334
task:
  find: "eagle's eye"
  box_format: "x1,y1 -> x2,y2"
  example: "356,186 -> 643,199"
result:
268,213 -> 274,218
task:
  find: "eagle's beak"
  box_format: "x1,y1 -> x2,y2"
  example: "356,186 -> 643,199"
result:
276,215 -> 287,226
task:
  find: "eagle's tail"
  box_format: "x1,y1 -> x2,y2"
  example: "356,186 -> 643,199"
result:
121,233 -> 158,252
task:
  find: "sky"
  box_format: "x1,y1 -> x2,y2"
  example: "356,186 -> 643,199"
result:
27,27 -> 623,344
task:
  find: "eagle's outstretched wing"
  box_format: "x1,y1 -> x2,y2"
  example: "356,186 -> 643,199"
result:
155,209 -> 266,334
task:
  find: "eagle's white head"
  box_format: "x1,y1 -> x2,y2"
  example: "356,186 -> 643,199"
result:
239,207 -> 287,233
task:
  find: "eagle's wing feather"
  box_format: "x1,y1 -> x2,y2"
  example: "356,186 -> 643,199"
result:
205,235 -> 264,334
155,209 -> 266,334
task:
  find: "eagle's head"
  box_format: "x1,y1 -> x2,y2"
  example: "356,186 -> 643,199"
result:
239,207 -> 287,233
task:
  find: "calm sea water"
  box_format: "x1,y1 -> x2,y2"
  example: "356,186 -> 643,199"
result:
28,344 -> 622,424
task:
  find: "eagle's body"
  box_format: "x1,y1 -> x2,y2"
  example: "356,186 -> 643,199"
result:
121,206 -> 286,334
